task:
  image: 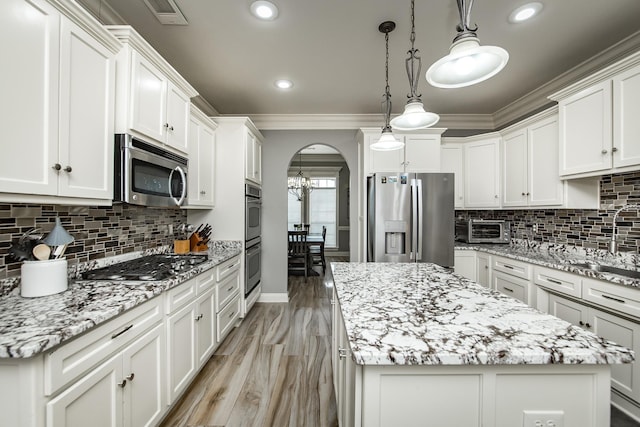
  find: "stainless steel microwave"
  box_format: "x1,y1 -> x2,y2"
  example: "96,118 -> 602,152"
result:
455,219 -> 511,244
114,134 -> 188,207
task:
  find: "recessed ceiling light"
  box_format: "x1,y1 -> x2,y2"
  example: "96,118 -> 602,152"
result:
250,1 -> 279,21
509,2 -> 543,23
274,79 -> 293,89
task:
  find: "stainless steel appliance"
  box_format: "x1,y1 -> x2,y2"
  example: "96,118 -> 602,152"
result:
245,183 -> 262,244
114,134 -> 188,207
455,219 -> 511,244
367,172 -> 454,267
245,238 -> 261,297
80,254 -> 208,281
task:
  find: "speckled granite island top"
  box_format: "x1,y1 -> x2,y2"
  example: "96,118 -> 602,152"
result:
0,241 -> 242,359
331,262 -> 634,366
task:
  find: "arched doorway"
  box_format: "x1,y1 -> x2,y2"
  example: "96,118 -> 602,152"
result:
286,144 -> 350,278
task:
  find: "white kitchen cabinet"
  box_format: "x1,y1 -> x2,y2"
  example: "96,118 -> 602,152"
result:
46,323 -> 164,427
454,250 -> 476,281
215,255 -> 241,342
502,111 -> 563,207
187,105 -> 217,208
195,289 -> 216,368
332,290 -> 358,427
476,252 -> 491,288
492,255 -> 532,304
108,26 -> 198,155
440,143 -> 464,208
464,135 -> 501,208
550,51 -> 640,177
245,130 -> 262,185
0,0 -> 119,205
360,128 -> 444,174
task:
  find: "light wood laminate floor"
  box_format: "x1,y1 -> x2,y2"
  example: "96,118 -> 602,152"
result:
159,259 -> 343,427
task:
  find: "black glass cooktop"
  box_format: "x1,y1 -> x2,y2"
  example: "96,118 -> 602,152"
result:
81,254 -> 208,281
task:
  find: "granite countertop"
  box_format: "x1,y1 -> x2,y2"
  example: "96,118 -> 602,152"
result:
0,241 -> 242,359
456,241 -> 640,288
331,262 -> 635,366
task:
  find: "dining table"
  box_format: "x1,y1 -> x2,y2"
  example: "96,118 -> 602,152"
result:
288,231 -> 326,274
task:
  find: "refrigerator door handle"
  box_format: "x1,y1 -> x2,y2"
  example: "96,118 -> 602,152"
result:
411,179 -> 418,261
416,178 -> 423,261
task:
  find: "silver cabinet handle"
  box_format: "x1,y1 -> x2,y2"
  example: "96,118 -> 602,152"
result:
126,373 -> 135,381
228,311 -> 235,319
504,265 -> 514,270
602,294 -> 625,304
227,286 -> 234,292
547,278 -> 562,285
117,379 -> 127,388
338,348 -> 347,360
52,163 -> 61,171
64,166 -> 72,173
503,287 -> 514,293
111,324 -> 133,339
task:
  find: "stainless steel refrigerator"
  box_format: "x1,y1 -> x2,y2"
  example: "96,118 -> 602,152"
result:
367,172 -> 454,267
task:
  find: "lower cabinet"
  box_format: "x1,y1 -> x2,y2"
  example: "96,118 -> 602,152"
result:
476,252 -> 491,288
453,250 -> 476,281
46,324 -> 164,427
492,255 -> 533,304
215,255 -> 241,343
332,290 -> 357,427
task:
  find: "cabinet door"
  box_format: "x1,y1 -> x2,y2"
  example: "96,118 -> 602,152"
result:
558,80 -> 612,175
441,145 -> 464,208
245,131 -> 262,184
195,289 -> 216,367
404,135 -> 440,172
339,320 -> 356,427
0,0 -> 60,196
528,115 -> 563,206
493,271 -> 529,304
476,253 -> 491,288
165,82 -> 190,153
58,17 -> 114,200
122,324 -> 165,427
465,138 -> 500,208
548,293 -> 588,327
131,52 -> 167,143
613,63 -> 640,168
590,307 -> 640,403
166,302 -> 197,403
369,136 -> 404,172
502,130 -> 528,207
454,250 -> 476,281
47,354 -> 122,427
198,125 -> 215,206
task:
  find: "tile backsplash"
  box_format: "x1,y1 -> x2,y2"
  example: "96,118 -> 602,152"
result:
457,171 -> 640,252
0,203 -> 187,278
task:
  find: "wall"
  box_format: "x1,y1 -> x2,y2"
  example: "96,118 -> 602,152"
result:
457,171 -> 640,252
261,130 -> 359,296
0,203 -> 186,279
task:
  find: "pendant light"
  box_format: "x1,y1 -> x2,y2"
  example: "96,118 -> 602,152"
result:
426,0 -> 509,88
390,0 -> 439,131
371,21 -> 404,152
288,152 -> 313,201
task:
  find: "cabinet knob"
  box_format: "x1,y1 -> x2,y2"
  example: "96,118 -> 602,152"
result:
64,166 -> 72,173
200,190 -> 206,195
52,163 -> 61,171
585,323 -> 591,328
495,195 -> 499,198
126,373 -> 135,381
117,379 -> 127,388
170,126 -> 174,131
521,192 -> 525,196
612,147 -> 618,153
579,321 -> 584,326
601,149 -> 608,154
526,192 -> 530,196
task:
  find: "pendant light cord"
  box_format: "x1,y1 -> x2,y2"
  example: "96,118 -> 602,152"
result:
405,0 -> 422,101
383,27 -> 393,130
455,0 -> 478,42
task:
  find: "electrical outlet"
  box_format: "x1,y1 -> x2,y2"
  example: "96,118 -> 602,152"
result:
168,224 -> 173,235
532,224 -> 539,233
523,410 -> 564,427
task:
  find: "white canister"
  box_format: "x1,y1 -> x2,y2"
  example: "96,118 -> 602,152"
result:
20,258 -> 68,298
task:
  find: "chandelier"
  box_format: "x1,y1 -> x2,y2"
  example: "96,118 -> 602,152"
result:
288,152 -> 313,201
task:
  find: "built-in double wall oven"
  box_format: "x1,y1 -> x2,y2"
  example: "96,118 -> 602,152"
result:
245,183 -> 262,297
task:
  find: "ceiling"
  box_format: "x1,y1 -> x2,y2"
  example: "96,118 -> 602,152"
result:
99,0 -> 640,119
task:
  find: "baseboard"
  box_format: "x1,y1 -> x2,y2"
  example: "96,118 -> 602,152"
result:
611,389 -> 640,423
327,251 -> 349,257
258,293 -> 289,303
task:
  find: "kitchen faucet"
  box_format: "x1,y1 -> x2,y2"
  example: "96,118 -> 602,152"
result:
609,204 -> 640,253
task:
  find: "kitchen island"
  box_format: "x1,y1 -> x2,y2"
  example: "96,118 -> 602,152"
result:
331,262 -> 634,427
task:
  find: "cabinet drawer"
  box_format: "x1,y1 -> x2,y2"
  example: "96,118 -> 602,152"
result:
583,278 -> 640,319
217,293 -> 241,342
165,278 -> 197,314
492,256 -> 531,280
44,297 -> 162,395
216,255 -> 241,283
195,269 -> 215,295
534,266 -> 582,298
494,271 -> 529,304
216,272 -> 240,312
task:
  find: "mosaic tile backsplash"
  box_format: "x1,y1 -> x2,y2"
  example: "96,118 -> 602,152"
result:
457,171 -> 640,253
0,203 -> 187,278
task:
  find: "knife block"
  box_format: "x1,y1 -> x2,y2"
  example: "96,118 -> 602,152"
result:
190,233 -> 208,252
174,239 -> 190,254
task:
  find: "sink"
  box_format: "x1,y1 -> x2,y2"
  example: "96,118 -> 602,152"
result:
570,262 -> 640,279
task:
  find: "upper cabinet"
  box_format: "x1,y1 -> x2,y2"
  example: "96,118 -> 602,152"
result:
0,0 -> 120,205
108,26 -> 198,155
550,52 -> 640,178
187,106 -> 217,208
464,135 -> 501,209
245,130 -> 262,185
359,128 -> 445,175
440,144 -> 465,208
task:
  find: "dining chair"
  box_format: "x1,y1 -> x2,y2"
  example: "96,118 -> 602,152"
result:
288,230 -> 309,278
310,226 -> 326,273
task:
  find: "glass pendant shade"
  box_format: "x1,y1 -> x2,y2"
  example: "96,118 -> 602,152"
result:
426,37 -> 509,88
390,100 -> 440,130
370,129 -> 404,151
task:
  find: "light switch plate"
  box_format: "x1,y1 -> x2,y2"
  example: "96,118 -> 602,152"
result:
523,410 -> 564,427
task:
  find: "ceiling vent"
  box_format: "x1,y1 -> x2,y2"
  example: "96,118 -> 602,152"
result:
143,0 -> 188,25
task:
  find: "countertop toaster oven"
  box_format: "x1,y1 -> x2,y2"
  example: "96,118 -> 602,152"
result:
455,219 -> 511,244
